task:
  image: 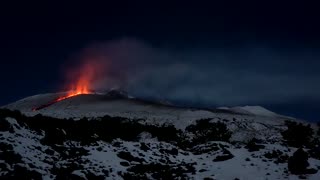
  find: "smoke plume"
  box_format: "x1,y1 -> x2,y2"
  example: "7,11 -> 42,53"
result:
63,38 -> 320,107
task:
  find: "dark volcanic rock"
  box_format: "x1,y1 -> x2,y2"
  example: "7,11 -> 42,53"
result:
0,118 -> 13,132
0,149 -> 22,164
245,138 -> 265,152
123,162 -> 196,179
213,149 -> 234,162
140,142 -> 150,151
117,151 -> 144,163
264,150 -> 289,164
159,148 -> 179,156
120,161 -> 130,167
41,128 -> 67,145
288,148 -> 318,175
2,165 -> 42,180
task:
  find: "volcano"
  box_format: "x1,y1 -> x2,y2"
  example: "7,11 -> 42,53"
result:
31,88 -> 93,111
3,90 -> 292,130
1,90 -> 320,179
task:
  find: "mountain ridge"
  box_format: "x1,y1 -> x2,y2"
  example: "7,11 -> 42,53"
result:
1,92 -> 320,179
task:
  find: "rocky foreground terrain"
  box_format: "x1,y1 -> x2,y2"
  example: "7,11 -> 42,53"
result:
1,91 -> 320,179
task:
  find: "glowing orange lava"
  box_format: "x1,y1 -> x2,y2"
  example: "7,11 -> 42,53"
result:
32,79 -> 91,111
54,60 -> 99,102
32,58 -> 104,111
55,75 -> 91,102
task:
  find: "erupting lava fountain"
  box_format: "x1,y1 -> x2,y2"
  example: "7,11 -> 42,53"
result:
32,59 -> 105,111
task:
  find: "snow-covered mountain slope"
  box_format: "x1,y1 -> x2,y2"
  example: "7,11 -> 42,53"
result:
3,92 -> 314,142
1,92 -> 320,179
2,92 -> 296,128
4,92 -> 214,128
0,109 -> 320,179
218,106 -> 281,117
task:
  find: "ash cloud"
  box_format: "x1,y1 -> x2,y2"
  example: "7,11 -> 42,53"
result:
70,38 -> 320,106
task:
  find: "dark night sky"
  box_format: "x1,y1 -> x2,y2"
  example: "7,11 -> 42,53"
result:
0,1 -> 320,121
